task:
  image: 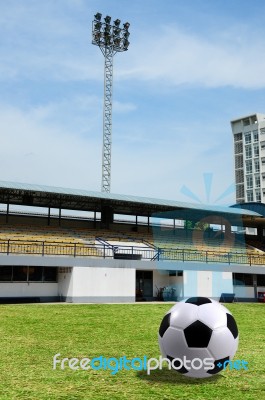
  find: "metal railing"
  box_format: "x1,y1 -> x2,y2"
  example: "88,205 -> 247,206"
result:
0,239 -> 264,266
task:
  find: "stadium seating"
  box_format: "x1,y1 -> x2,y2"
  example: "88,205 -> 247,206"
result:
0,221 -> 264,263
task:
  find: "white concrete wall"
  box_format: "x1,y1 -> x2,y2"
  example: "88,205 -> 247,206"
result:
184,270 -> 234,299
234,286 -> 255,298
197,271 -> 212,297
183,270 -> 197,298
212,271 -> 234,298
58,268 -> 73,300
69,266 -> 135,303
0,282 -> 58,297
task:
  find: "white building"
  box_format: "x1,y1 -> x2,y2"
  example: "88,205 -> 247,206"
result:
231,113 -> 265,203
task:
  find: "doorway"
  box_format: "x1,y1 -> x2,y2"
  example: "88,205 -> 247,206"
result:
136,270 -> 153,301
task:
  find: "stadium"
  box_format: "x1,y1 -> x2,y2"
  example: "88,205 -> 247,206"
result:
0,179 -> 265,304
1,11 -> 265,306
2,4 -> 265,400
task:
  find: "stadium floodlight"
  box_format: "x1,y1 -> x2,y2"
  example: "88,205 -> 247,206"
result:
104,15 -> 111,24
123,22 -> 130,30
123,39 -> 130,50
94,22 -> 102,31
92,13 -> 131,193
104,24 -> 111,33
114,37 -> 121,47
94,13 -> 102,21
113,27 -> 121,36
114,19 -> 121,27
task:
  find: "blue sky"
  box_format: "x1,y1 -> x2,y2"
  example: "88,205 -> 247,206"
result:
1,0 -> 265,205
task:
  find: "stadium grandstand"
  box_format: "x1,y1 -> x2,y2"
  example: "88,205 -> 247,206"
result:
0,180 -> 265,303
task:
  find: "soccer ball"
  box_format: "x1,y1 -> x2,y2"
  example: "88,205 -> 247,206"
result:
158,297 -> 239,379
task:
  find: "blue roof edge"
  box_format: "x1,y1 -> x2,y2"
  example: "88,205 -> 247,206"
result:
0,180 -> 261,217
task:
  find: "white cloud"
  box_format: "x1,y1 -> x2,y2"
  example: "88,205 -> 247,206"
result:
0,101 -> 235,203
2,3 -> 265,89
113,101 -> 137,113
110,119 -> 235,204
0,1 -> 252,205
118,26 -> 265,89
0,104 -> 102,190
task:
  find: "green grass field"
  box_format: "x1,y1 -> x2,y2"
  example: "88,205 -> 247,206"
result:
0,303 -> 264,400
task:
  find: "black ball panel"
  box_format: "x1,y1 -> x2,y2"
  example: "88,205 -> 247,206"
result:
159,313 -> 171,338
167,355 -> 189,374
226,313 -> 238,339
185,297 -> 212,306
207,356 -> 230,375
184,320 -> 213,347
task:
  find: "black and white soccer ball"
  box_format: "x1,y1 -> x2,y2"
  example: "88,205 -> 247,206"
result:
158,297 -> 239,379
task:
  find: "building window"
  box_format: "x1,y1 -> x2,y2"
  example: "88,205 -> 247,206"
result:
255,175 -> 261,188
235,169 -> 244,184
245,160 -> 252,174
247,191 -> 254,202
235,170 -> 243,184
234,133 -> 243,142
257,275 -> 265,286
245,145 -> 252,159
253,130 -> 259,142
28,266 -> 43,282
0,266 -> 57,282
0,266 -> 12,281
12,266 -> 27,281
235,155 -> 243,169
236,184 -> 244,199
244,132 -> 251,144
233,273 -> 253,286
234,142 -> 243,154
43,267 -> 57,282
246,175 -> 253,189
260,128 -> 265,135
254,159 -> 260,172
253,144 -> 259,157
256,190 -> 261,202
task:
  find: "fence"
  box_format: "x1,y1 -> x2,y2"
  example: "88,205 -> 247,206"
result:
0,239 -> 264,266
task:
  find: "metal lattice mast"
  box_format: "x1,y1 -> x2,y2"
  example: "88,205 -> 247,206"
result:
92,13 -> 130,193
102,47 -> 113,192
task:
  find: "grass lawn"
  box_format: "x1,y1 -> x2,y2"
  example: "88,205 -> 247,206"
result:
0,303 -> 264,400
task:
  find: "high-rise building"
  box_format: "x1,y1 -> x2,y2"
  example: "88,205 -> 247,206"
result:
231,113 -> 265,204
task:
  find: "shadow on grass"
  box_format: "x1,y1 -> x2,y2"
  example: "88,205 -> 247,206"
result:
137,368 -> 224,385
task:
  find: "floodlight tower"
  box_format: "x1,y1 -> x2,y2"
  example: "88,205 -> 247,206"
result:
92,13 -> 130,193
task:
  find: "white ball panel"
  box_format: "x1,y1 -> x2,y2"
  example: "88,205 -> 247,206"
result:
208,327 -> 238,360
169,303 -> 199,329
162,327 -> 187,357
218,303 -> 232,315
197,303 -> 227,330
229,335 -> 239,360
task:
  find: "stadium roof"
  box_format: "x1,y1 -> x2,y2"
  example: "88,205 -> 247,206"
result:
0,180 -> 262,224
